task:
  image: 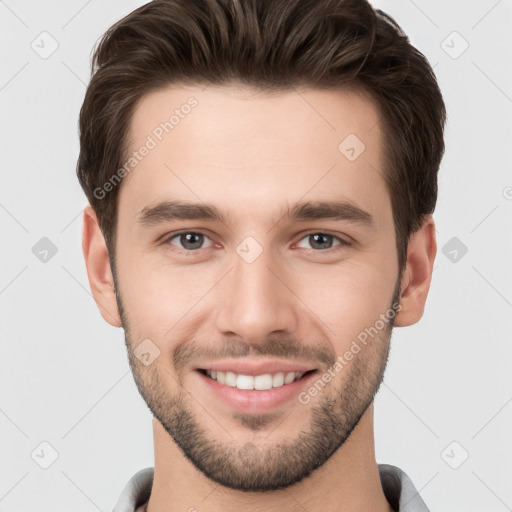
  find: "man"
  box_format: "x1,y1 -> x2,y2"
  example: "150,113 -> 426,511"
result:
77,0 -> 445,510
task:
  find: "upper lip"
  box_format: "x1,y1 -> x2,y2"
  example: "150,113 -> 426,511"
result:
195,359 -> 317,376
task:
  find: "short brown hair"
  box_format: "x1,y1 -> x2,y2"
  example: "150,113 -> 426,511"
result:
77,0 -> 446,274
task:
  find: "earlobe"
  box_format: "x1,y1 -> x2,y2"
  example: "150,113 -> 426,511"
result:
394,215 -> 437,327
82,205 -> 123,327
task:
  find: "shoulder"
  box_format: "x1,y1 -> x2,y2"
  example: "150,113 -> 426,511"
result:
378,463 -> 431,512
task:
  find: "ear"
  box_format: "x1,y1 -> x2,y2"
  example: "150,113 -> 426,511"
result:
82,205 -> 122,327
394,215 -> 437,327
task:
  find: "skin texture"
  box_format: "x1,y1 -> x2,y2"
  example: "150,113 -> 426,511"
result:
82,84 -> 436,512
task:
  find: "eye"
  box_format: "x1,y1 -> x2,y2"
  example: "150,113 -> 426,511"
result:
166,231 -> 214,251
163,230 -> 350,253
295,232 -> 349,251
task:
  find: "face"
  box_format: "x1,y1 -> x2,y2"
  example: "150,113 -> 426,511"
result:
111,84 -> 401,491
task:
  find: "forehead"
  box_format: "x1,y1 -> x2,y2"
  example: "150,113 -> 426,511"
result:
119,84 -> 389,227
128,84 -> 382,159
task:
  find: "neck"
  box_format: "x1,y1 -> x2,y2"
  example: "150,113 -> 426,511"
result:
146,404 -> 393,512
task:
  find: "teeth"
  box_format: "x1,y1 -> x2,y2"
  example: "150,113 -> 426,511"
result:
237,374 -> 254,390
284,371 -> 296,384
225,371 -> 237,387
254,374 -> 273,390
272,372 -> 285,387
204,369 -> 306,390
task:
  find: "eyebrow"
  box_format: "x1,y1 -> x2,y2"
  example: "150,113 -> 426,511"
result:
137,199 -> 374,228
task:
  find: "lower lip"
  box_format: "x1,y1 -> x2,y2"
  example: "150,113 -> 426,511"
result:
194,370 -> 317,414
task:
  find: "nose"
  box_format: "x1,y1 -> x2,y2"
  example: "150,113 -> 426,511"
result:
213,245 -> 298,345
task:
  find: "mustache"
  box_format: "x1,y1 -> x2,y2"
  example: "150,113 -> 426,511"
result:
173,336 -> 336,372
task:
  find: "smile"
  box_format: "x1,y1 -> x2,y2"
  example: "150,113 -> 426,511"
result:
200,369 -> 312,390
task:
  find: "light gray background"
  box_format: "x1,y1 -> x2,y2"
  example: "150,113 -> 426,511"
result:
1,0 -> 511,511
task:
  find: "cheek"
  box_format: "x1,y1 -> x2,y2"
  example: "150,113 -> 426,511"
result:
116,252 -> 216,341
294,257 -> 397,345
115,249 -> 171,333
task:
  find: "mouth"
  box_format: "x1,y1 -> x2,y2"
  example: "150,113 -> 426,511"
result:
197,368 -> 317,390
194,366 -> 319,414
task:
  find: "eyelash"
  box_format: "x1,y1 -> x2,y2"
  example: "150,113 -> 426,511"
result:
162,230 -> 351,255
